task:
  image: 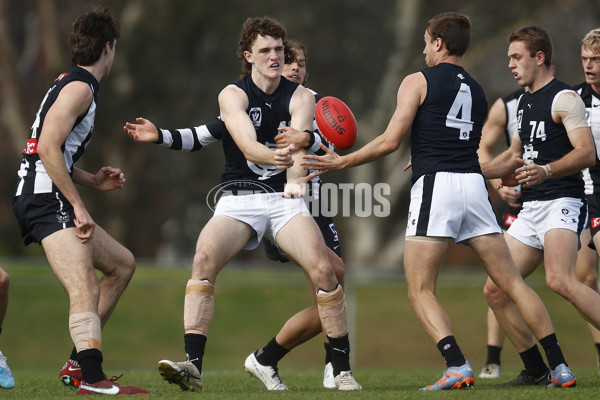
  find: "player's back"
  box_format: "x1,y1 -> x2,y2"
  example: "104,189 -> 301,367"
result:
410,63 -> 487,183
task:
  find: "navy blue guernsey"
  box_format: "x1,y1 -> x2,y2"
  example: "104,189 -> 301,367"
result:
518,79 -> 584,201
410,63 -> 488,184
574,82 -> 600,195
15,65 -> 99,196
220,75 -> 299,193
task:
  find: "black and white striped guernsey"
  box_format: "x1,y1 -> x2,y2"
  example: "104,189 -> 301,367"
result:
15,65 -> 99,196
574,82 -> 600,195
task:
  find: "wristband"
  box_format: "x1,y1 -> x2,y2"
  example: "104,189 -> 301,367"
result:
305,130 -> 315,148
543,164 -> 552,178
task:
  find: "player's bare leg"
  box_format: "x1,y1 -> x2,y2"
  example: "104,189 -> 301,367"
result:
479,308 -> 505,378
159,216 -> 253,392
276,213 -> 360,390
479,233 -> 573,387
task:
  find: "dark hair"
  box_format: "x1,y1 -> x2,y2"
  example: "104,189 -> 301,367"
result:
426,12 -> 471,56
509,26 -> 553,67
237,16 -> 287,77
69,7 -> 120,66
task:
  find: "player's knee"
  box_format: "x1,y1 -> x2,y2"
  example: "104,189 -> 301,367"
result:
546,273 -> 573,299
579,270 -> 599,290
483,281 -> 507,307
193,250 -> 216,274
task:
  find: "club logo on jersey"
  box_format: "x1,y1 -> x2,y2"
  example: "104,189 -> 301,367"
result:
56,210 -> 70,224
247,141 -> 284,180
249,107 -> 262,128
329,223 -> 339,242
23,139 -> 38,155
562,209 -> 569,215
457,73 -> 464,80
592,217 -> 600,229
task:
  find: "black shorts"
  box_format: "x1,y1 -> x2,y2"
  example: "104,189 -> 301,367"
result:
12,192 -> 76,245
500,203 -> 522,231
587,194 -> 600,249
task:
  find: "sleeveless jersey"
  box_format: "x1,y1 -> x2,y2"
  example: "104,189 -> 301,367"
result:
574,82 -> 600,195
517,79 -> 584,201
411,63 -> 488,183
219,75 -> 299,193
502,88 -> 525,146
15,65 -> 99,196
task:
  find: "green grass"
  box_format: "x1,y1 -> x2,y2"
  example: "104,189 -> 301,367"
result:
0,259 -> 599,398
1,367 -> 599,399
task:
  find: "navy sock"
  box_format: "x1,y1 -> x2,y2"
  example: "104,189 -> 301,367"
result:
485,345 -> 502,365
519,344 -> 549,376
184,333 -> 207,373
539,333 -> 566,370
437,336 -> 466,368
78,349 -> 104,384
255,337 -> 289,366
70,346 -> 78,362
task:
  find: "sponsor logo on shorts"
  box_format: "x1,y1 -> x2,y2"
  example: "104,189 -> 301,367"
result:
592,217 -> 600,229
57,210 -> 70,223
504,213 -> 518,227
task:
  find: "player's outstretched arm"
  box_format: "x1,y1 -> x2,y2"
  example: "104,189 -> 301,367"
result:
124,117 -> 159,143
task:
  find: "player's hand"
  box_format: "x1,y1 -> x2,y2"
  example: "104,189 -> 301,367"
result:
283,176 -> 309,199
515,162 -> 546,187
275,126 -> 311,149
300,143 -> 342,176
73,204 -> 95,243
124,117 -> 159,143
275,144 -> 295,170
496,184 -> 522,208
93,166 -> 126,191
403,156 -> 412,172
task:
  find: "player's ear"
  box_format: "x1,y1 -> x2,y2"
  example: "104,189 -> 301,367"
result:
243,50 -> 253,64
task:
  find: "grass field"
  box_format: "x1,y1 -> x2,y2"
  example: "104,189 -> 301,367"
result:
0,258 -> 598,398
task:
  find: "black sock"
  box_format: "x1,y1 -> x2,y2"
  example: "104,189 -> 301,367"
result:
70,346 -> 78,362
485,345 -> 502,365
539,333 -> 566,370
519,344 -> 549,376
437,336 -> 466,368
328,335 -> 351,376
595,343 -> 600,360
78,349 -> 104,384
255,337 -> 289,366
324,342 -> 332,365
184,333 -> 207,373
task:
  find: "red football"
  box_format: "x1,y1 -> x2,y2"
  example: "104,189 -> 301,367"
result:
315,96 -> 357,150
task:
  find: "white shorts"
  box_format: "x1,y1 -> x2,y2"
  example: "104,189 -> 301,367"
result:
214,193 -> 308,250
507,197 -> 587,249
405,172 -> 501,243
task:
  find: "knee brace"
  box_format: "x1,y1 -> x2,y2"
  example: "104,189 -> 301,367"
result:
69,312 -> 102,352
316,284 -> 348,338
184,279 -> 214,335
